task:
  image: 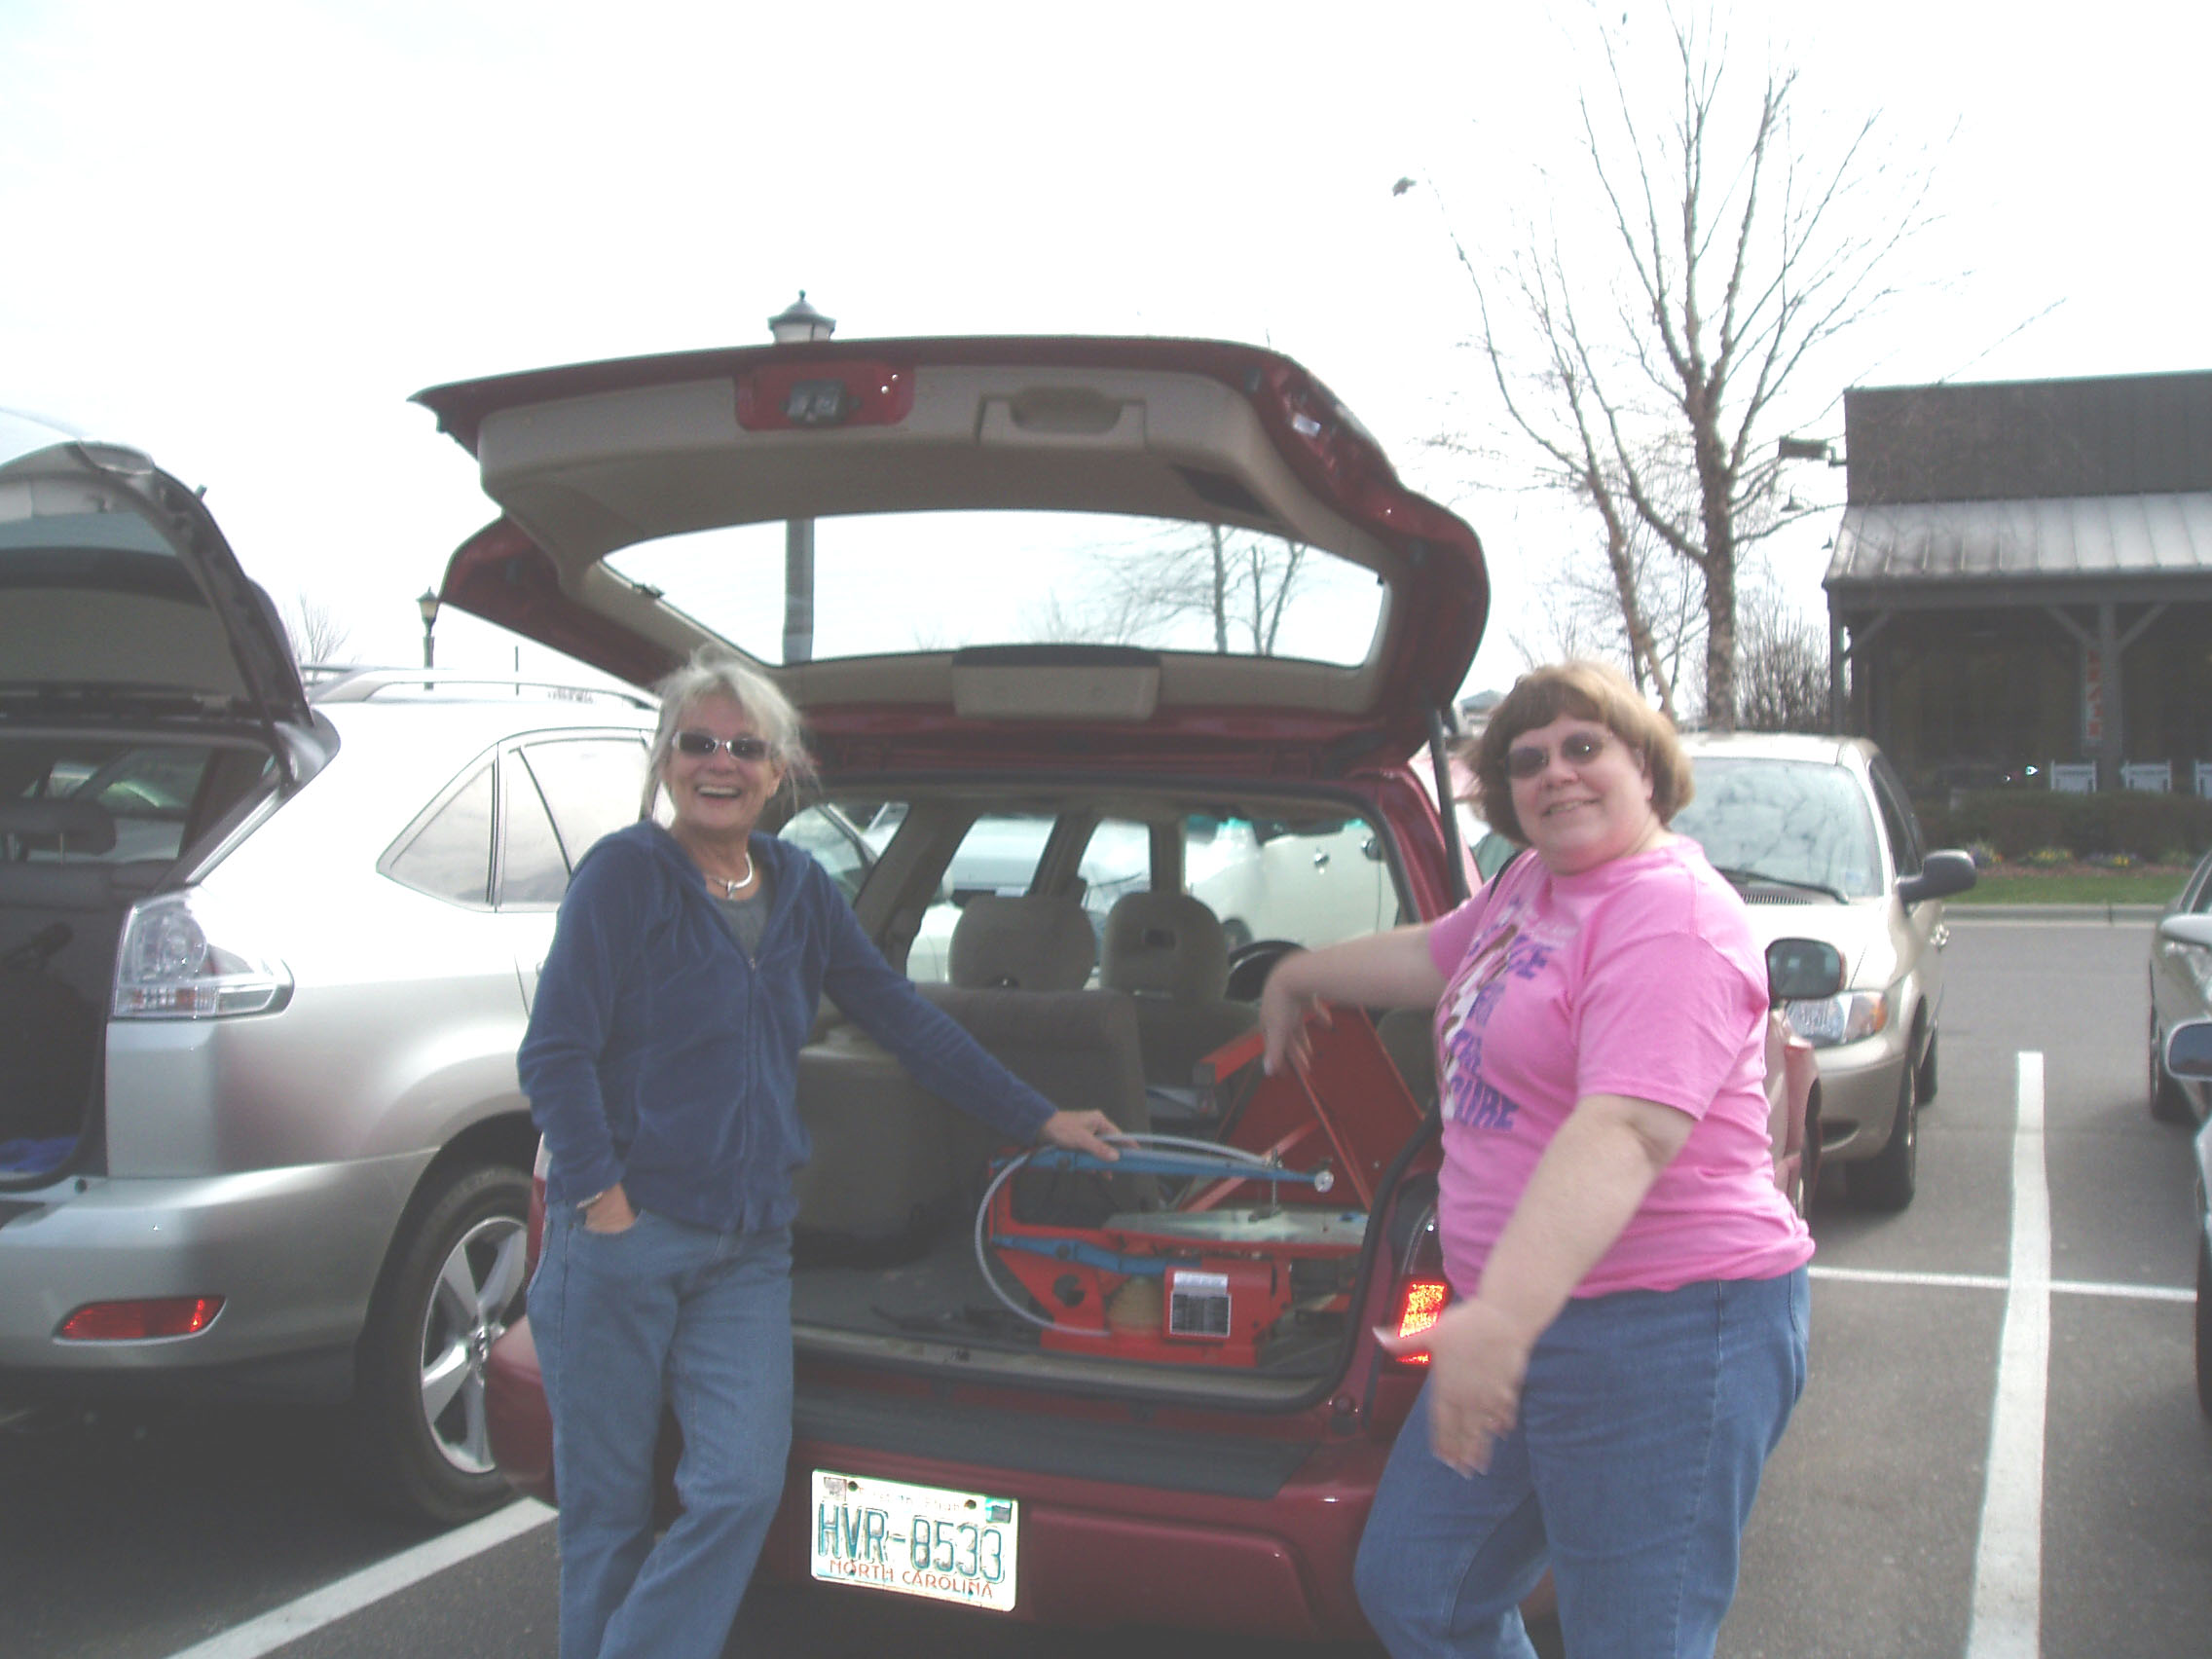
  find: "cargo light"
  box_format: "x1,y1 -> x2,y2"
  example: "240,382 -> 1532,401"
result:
58,1296 -> 224,1342
1388,1278 -> 1450,1366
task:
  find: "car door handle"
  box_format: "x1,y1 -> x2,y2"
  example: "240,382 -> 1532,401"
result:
1312,852 -> 1331,869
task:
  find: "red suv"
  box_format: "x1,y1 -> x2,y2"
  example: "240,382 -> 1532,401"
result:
412,335 -> 1817,1639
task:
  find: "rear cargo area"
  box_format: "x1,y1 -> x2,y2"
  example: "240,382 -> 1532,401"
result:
786,992 -> 1432,1391
0,736 -> 271,1182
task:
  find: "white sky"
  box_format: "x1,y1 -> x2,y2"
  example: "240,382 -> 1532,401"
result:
5,0 -> 2206,697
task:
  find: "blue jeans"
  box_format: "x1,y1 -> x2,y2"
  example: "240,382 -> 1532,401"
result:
1355,1267 -> 1808,1659
528,1203 -> 793,1659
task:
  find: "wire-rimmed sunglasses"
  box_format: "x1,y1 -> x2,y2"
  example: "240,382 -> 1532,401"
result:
1504,729 -> 1610,780
673,730 -> 773,762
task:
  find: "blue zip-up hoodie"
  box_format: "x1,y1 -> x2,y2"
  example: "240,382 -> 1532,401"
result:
518,821 -> 1056,1233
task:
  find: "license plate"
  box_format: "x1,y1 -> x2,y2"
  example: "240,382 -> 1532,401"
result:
809,1469 -> 1019,1612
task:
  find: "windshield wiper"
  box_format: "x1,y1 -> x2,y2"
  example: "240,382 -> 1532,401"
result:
1709,866 -> 1849,903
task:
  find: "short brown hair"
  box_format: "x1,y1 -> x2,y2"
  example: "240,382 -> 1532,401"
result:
1466,660 -> 1694,844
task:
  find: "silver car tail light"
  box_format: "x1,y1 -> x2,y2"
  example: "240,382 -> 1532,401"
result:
112,892 -> 292,1018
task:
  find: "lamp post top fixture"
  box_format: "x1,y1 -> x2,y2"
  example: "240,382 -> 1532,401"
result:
768,291 -> 836,344
417,588 -> 442,626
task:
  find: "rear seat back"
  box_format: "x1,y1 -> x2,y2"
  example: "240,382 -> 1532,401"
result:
793,893 -> 1155,1250
923,894 -> 1152,1205
1099,892 -> 1259,1099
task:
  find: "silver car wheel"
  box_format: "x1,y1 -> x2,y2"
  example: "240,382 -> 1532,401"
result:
416,1212 -> 529,1475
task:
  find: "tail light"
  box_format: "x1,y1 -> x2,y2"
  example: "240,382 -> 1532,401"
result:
1383,1195 -> 1451,1367
113,893 -> 290,1018
58,1296 -> 223,1341
1388,1278 -> 1450,1365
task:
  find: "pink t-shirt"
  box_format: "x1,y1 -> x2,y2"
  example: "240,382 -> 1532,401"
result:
1426,838 -> 1813,1299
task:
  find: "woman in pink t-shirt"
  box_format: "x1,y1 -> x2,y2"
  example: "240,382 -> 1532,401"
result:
1260,661 -> 1811,1659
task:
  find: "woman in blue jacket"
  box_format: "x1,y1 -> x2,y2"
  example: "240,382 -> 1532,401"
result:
520,653 -> 1121,1659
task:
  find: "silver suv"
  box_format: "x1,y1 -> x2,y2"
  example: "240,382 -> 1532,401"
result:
0,433 -> 655,1520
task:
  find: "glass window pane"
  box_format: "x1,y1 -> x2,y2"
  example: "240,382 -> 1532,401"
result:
499,761 -> 571,905
605,512 -> 1385,668
1181,812 -> 1398,951
388,766 -> 494,905
780,803 -> 874,902
2,742 -> 214,865
907,814 -> 1054,984
521,740 -> 650,866
1672,760 -> 1884,900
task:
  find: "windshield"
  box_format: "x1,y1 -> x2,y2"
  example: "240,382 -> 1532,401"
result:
1671,757 -> 1884,900
605,510 -> 1385,667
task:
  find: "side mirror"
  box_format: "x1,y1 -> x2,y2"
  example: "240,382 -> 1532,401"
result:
1898,848 -> 1977,906
2164,1017 -> 2212,1081
2158,913 -> 2212,950
1766,937 -> 1845,1004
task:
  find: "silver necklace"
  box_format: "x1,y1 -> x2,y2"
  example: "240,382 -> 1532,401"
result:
713,850 -> 755,898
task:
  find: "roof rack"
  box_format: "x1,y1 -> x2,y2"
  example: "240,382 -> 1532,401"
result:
306,667 -> 654,710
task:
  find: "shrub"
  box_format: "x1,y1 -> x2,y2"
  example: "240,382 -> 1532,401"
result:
1916,791 -> 2212,864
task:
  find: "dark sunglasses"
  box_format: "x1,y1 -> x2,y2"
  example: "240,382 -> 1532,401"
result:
1505,730 -> 1609,780
674,730 -> 773,762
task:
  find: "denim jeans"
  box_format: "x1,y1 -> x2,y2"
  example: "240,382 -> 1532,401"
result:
1355,1267 -> 1809,1659
529,1202 -> 793,1659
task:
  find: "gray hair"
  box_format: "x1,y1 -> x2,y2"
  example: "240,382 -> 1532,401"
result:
639,649 -> 815,819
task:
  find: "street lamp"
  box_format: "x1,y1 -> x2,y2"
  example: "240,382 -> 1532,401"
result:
768,290 -> 836,344
418,589 -> 441,678
769,293 -> 836,662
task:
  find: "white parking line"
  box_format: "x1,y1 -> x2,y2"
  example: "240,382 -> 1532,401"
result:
1965,1051 -> 2050,1659
159,1498 -> 553,1659
1810,1265 -> 2191,1303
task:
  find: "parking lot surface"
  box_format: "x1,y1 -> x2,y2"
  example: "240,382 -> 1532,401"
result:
3,915 -> 2207,1658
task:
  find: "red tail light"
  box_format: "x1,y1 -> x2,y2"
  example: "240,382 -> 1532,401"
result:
58,1296 -> 223,1341
1388,1278 -> 1450,1366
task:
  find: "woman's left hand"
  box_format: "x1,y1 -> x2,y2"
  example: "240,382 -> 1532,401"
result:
1037,1110 -> 1124,1161
1377,1299 -> 1533,1476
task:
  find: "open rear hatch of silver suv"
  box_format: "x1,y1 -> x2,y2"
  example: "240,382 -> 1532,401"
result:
0,435 -> 318,1186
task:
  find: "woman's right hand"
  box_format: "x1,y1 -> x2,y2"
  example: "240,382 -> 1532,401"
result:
581,1182 -> 638,1234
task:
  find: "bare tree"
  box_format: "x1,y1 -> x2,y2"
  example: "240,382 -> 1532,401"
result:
283,590 -> 353,666
1037,526 -> 1314,655
1735,579 -> 1829,731
1423,2 -> 1934,728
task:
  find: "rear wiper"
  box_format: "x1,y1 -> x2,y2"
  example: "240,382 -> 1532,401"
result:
1709,866 -> 1849,903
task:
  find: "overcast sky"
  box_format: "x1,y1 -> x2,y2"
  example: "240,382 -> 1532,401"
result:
5,0 -> 2204,695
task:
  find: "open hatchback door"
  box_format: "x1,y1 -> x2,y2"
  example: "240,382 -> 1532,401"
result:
416,335 -> 1485,777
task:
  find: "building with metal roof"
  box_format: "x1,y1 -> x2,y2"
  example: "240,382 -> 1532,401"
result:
1825,370 -> 2212,792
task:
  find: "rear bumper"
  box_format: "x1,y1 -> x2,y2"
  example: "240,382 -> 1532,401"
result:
0,1156 -> 421,1395
486,1316 -> 1384,1639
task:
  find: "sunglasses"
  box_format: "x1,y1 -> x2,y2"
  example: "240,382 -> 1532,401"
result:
674,730 -> 773,762
1505,730 -> 1610,780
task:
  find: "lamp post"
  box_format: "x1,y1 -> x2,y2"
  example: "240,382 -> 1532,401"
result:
418,588 -> 441,685
768,292 -> 836,664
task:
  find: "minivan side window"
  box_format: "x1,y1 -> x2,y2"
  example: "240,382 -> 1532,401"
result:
1869,760 -> 1924,878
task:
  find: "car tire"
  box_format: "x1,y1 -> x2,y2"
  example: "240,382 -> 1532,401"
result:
1796,1087 -> 1824,1218
2151,1005 -> 2192,1124
1846,1060 -> 1917,1212
2196,1229 -> 2212,1421
1916,1027 -> 1939,1108
350,1161 -> 532,1524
